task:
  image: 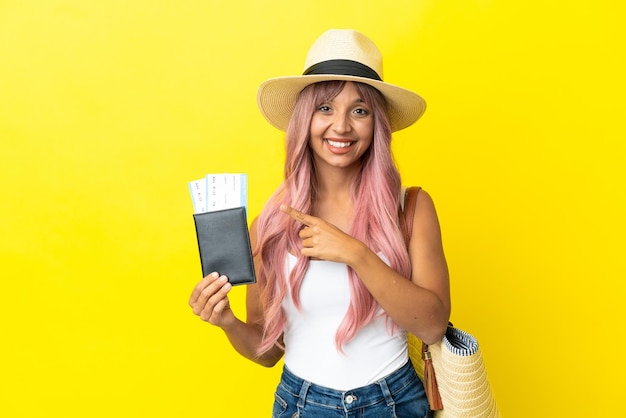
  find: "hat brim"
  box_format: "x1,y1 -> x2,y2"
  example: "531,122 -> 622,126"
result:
257,75 -> 426,132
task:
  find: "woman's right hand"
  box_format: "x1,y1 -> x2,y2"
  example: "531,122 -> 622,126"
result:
189,272 -> 235,328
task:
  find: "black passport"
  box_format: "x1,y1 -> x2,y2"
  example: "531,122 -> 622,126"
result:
192,207 -> 256,285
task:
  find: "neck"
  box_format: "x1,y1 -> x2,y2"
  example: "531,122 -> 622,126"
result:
311,168 -> 357,232
313,163 -> 360,200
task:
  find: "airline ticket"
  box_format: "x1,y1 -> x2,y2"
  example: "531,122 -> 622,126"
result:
189,174 -> 247,214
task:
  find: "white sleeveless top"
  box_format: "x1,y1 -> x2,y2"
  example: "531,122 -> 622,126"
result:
282,253 -> 408,390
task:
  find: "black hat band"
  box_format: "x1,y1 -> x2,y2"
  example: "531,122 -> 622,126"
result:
303,59 -> 382,81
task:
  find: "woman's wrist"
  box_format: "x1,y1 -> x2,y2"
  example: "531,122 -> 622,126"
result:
345,239 -> 373,269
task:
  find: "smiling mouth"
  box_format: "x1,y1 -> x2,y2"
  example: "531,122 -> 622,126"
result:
326,139 -> 354,148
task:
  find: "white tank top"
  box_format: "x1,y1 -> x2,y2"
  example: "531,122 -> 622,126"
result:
282,253 -> 408,391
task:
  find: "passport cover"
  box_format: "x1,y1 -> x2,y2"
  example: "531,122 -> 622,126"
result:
192,207 -> 256,285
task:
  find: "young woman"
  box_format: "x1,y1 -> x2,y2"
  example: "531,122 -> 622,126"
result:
189,29 -> 451,417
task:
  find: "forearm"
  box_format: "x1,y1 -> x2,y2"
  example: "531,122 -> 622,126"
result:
348,243 -> 449,344
220,318 -> 284,367
279,201 -> 450,344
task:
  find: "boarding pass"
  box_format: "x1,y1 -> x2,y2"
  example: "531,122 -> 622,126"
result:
189,173 -> 247,214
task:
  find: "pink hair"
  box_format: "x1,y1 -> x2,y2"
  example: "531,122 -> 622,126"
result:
254,81 -> 411,355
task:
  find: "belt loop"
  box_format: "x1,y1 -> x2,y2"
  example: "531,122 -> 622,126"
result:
296,379 -> 311,410
377,379 -> 396,406
377,378 -> 395,407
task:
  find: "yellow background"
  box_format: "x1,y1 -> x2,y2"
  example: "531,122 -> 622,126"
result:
1,1 -> 624,416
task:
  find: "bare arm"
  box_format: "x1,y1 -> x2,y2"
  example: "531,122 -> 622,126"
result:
188,217 -> 284,367
280,190 -> 450,345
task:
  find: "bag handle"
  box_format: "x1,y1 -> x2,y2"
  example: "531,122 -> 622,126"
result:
402,186 -> 444,411
401,186 -> 421,246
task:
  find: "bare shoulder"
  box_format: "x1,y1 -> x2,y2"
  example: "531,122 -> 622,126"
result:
249,216 -> 260,249
414,188 -> 436,209
408,188 -> 450,310
249,215 -> 259,232
408,188 -> 446,266
412,188 -> 442,232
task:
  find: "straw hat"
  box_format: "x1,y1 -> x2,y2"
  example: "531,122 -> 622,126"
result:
257,29 -> 426,132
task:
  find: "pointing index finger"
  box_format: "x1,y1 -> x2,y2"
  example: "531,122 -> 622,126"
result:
280,204 -> 315,226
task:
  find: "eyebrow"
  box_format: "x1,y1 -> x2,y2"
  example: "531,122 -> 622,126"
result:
325,97 -> 366,104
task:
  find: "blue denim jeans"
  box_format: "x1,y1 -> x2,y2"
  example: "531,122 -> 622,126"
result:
272,360 -> 431,418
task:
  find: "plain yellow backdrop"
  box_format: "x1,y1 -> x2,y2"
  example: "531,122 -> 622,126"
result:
1,0 -> 624,416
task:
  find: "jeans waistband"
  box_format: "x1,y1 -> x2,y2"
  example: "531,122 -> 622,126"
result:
279,360 -> 417,411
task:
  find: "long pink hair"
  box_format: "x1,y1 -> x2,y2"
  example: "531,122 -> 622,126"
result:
254,81 -> 411,355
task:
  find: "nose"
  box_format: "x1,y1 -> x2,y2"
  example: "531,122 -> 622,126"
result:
331,111 -> 352,134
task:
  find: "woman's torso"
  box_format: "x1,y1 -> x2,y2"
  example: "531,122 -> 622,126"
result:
282,253 -> 408,391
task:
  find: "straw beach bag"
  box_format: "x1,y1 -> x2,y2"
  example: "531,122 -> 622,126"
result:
408,327 -> 500,417
402,187 -> 501,417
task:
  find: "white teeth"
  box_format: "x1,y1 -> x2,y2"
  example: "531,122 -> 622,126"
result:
327,140 -> 353,148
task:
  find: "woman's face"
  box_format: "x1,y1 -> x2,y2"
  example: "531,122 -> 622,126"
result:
308,82 -> 374,172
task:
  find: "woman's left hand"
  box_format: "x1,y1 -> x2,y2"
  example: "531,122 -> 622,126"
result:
280,204 -> 364,264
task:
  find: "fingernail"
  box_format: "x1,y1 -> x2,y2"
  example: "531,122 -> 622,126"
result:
219,275 -> 228,283
210,272 -> 219,278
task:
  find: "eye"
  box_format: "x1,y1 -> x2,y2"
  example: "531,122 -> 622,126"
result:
318,105 -> 332,112
354,107 -> 370,116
